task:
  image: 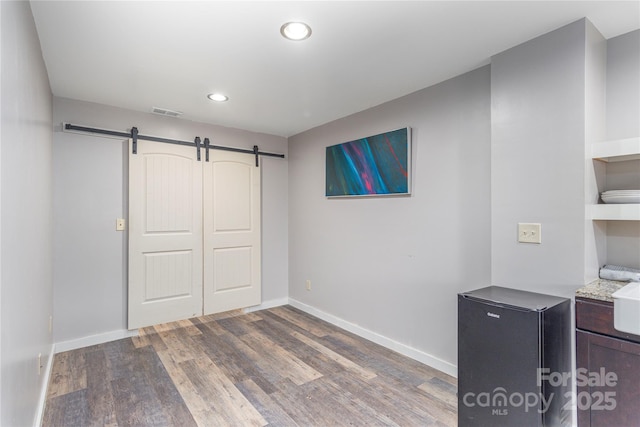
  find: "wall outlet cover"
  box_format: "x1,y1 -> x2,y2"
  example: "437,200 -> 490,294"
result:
518,223 -> 542,244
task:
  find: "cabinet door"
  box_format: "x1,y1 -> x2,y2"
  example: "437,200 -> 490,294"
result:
576,330 -> 640,427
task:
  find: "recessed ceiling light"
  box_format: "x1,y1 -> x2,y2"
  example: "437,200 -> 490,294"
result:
280,22 -> 312,41
207,93 -> 228,102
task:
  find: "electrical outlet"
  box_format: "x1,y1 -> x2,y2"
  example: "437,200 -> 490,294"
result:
116,218 -> 126,231
306,280 -> 311,291
518,223 -> 542,244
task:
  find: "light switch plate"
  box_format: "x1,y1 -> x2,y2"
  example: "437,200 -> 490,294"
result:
518,223 -> 541,244
116,218 -> 126,231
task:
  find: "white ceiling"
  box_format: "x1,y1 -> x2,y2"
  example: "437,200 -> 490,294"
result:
31,1 -> 640,137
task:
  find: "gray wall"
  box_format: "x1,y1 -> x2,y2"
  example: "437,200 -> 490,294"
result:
491,19 -> 600,294
53,97 -> 289,344
607,30 -> 640,140
605,30 -> 640,269
288,66 -> 492,369
1,1 -> 54,426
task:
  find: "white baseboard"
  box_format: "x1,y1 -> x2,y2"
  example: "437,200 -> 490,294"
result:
288,298 -> 457,378
55,329 -> 139,354
244,297 -> 289,313
33,343 -> 55,427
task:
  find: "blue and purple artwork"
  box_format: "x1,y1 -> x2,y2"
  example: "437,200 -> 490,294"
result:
325,127 -> 411,197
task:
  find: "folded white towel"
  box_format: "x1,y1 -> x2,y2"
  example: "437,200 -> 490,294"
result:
599,264 -> 640,282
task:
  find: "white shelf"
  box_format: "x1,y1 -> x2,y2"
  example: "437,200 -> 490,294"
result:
592,137 -> 640,162
591,204 -> 640,221
589,137 -> 640,221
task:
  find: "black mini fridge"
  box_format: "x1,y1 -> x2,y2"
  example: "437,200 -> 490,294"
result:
458,286 -> 571,427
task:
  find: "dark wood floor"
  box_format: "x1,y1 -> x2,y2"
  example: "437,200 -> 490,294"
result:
43,305 -> 457,426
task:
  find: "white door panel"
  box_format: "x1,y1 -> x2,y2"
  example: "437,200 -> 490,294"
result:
143,154 -> 195,233
204,151 -> 261,314
128,139 -> 203,329
143,250 -> 193,300
212,247 -> 253,291
212,161 -> 253,232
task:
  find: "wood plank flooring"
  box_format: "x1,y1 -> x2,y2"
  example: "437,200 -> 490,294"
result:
43,305 -> 457,426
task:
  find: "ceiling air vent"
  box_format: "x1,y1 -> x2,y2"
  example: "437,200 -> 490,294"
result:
151,107 -> 183,117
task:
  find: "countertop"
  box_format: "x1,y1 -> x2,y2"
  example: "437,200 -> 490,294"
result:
575,279 -> 630,302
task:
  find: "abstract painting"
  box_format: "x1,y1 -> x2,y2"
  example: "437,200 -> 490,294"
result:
325,127 -> 411,197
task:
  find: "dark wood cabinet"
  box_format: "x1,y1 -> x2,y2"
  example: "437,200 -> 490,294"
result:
575,297 -> 640,427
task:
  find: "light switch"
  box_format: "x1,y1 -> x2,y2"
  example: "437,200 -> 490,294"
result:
518,223 -> 541,244
116,218 -> 126,231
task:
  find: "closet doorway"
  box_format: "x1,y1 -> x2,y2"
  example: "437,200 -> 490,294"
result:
128,139 -> 261,329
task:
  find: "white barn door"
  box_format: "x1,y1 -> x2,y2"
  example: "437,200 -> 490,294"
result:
128,139 -> 203,329
203,150 -> 261,314
129,139 -> 261,329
